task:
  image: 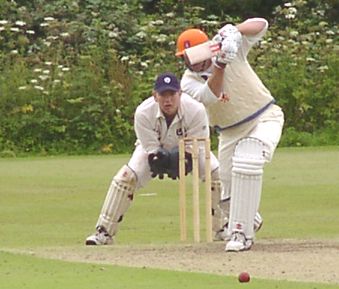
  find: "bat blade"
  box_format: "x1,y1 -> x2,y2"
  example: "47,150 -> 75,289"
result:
184,41 -> 221,65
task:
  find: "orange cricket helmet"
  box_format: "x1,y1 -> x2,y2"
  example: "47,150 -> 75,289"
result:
175,28 -> 209,57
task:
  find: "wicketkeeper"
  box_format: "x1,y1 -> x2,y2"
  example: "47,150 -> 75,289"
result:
85,72 -> 227,245
176,18 -> 285,251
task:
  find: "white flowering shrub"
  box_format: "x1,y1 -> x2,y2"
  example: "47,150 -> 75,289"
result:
249,0 -> 338,145
0,0 -> 137,154
0,0 -> 337,154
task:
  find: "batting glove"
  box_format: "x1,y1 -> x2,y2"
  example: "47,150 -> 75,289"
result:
213,24 -> 242,64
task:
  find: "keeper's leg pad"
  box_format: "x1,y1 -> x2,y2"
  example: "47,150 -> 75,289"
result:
228,138 -> 266,240
211,170 -> 229,233
96,165 -> 137,236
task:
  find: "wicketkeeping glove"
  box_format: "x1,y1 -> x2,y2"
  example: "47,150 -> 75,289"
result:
167,146 -> 192,180
148,148 -> 171,179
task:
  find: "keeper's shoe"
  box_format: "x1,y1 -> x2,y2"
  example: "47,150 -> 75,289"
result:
214,229 -> 228,241
214,224 -> 229,241
85,226 -> 113,245
225,231 -> 253,252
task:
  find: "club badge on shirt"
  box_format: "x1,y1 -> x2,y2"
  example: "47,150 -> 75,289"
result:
176,127 -> 187,137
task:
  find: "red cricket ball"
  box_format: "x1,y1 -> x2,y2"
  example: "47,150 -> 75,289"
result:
238,272 -> 250,283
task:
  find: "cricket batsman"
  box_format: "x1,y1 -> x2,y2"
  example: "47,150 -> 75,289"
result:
176,18 -> 284,251
85,72 -> 227,245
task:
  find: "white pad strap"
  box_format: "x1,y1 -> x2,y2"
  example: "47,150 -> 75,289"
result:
96,165 -> 137,236
228,138 -> 266,239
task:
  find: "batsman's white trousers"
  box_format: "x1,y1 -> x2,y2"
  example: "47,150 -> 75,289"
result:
218,104 -> 284,199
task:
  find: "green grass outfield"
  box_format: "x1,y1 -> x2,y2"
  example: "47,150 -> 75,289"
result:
0,146 -> 338,289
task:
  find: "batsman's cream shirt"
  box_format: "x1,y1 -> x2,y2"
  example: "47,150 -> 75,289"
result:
134,93 -> 209,153
181,18 -> 275,130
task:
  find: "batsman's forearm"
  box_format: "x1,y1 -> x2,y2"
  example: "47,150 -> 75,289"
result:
207,67 -> 225,99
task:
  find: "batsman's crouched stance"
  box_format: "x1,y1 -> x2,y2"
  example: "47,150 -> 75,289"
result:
176,17 -> 284,251
85,72 -> 228,245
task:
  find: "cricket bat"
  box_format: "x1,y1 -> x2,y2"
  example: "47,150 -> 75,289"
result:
184,41 -> 221,65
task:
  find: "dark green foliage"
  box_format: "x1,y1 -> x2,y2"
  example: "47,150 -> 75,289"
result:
0,0 -> 337,155
181,0 -> 285,18
249,0 -> 338,146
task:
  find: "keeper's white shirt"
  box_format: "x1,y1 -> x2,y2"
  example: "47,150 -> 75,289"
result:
128,93 -> 219,188
134,93 -> 209,153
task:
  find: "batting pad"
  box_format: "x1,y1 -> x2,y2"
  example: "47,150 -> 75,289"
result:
228,138 -> 266,239
96,165 -> 137,236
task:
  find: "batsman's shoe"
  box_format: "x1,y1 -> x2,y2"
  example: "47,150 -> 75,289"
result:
85,226 -> 113,245
215,217 -> 263,242
225,232 -> 253,252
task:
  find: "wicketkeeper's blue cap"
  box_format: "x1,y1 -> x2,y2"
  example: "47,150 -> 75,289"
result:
154,72 -> 180,94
